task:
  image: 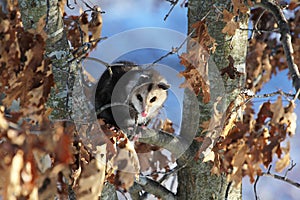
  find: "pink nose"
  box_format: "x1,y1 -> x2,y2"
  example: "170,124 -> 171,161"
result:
141,111 -> 147,117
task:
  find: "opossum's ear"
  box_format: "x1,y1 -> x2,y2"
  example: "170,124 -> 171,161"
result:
157,82 -> 170,90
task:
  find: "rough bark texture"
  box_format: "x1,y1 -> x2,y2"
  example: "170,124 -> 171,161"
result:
177,0 -> 248,199
18,1 -> 114,199
19,0 -> 73,119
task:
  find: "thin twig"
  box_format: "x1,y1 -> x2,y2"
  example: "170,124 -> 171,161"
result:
254,90 -> 295,99
284,160 -> 296,178
256,0 -> 300,98
224,181 -> 232,200
164,0 -> 179,21
293,88 -> 300,101
67,0 -> 75,9
250,9 -> 267,39
259,164 -> 300,190
84,57 -> 110,68
240,28 -> 280,34
148,9 -> 211,67
158,163 -> 187,184
263,172 -> 300,189
147,28 -> 195,68
254,175 -> 260,200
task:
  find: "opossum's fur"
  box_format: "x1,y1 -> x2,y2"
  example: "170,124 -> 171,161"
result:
95,61 -> 170,129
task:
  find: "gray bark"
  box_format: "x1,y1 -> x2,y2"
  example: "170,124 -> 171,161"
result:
18,1 -> 115,199
177,0 -> 248,199
19,0 -> 73,119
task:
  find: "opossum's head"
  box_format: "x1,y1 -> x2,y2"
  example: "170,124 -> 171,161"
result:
130,82 -> 169,124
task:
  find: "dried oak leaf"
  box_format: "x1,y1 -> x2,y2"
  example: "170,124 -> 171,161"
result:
179,20 -> 215,101
113,147 -> 140,190
79,13 -> 89,44
282,101 -> 297,136
6,150 -> 25,199
105,134 -> 140,191
232,0 -> 250,14
76,159 -> 106,199
198,97 -> 223,161
275,142 -> 290,173
0,17 -> 53,123
221,55 -> 243,79
64,7 -> 103,51
246,40 -> 268,91
288,2 -> 300,10
222,20 -> 240,36
269,96 -> 284,124
221,94 -> 247,137
223,9 -> 235,23
212,93 -> 296,185
256,101 -> 272,126
89,6 -> 103,46
162,118 -> 175,134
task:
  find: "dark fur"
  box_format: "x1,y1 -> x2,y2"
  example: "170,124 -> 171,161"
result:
95,61 -> 169,129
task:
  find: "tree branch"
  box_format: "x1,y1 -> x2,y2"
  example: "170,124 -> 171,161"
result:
262,163 -> 300,189
134,176 -> 176,200
262,172 -> 300,188
138,128 -> 189,158
254,163 -> 300,200
256,0 -> 300,96
164,0 -> 179,21
19,0 -> 75,119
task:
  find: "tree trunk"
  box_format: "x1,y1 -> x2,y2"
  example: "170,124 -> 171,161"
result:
18,1 -> 115,199
177,0 -> 248,199
19,0 -> 73,119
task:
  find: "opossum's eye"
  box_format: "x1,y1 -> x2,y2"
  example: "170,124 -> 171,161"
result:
136,94 -> 143,102
150,96 -> 157,103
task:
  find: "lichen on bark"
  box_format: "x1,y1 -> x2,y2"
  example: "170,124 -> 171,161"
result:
177,0 -> 248,199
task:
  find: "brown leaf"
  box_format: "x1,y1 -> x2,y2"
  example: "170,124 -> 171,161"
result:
115,170 -> 135,191
256,101 -> 272,125
162,118 -> 175,134
0,16 -> 53,123
232,143 -> 247,167
221,55 -> 244,79
76,159 -> 106,199
270,96 -> 284,124
232,0 -> 249,14
6,150 -> 24,199
179,20 -> 214,100
89,6 -> 103,45
223,9 -> 234,23
282,101 -> 297,136
275,142 -> 290,172
222,21 -> 240,36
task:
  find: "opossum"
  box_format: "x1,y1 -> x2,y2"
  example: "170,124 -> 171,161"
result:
95,61 -> 170,130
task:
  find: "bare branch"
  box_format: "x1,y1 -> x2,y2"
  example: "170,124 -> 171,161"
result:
255,163 -> 300,199
135,176 -> 176,200
138,128 -> 188,158
256,0 -> 300,97
254,175 -> 261,200
254,90 -> 295,99
149,9 -> 211,66
262,172 -> 300,189
164,0 -> 179,21
249,9 -> 267,39
293,88 -> 300,101
148,28 -> 195,67
158,164 -> 185,184
224,181 -> 233,200
240,28 -> 280,34
284,160 -> 296,178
